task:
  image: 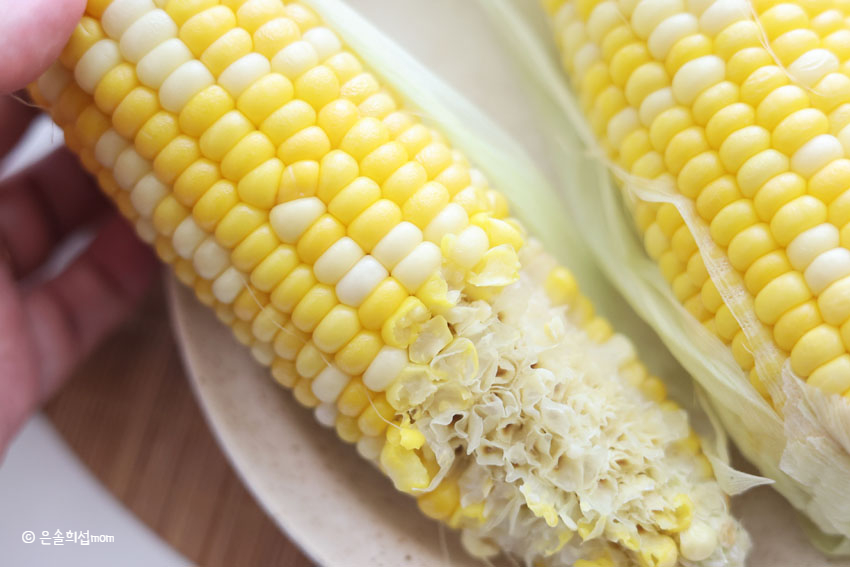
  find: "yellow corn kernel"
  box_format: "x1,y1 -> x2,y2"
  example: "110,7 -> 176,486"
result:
382,296 -> 429,348
200,109 -> 253,161
293,377 -> 320,408
180,6 -> 237,56
93,63 -> 137,114
336,377 -> 370,417
236,158 -> 283,209
270,357 -> 297,388
215,203 -> 266,247
273,322 -> 309,360
250,245 -> 298,293
112,87 -> 159,138
295,342 -> 327,379
328,177 -> 381,224
348,199 -> 403,251
335,414 -> 362,443
418,479 -> 460,521
313,305 -> 361,353
808,355 -> 850,394
270,264 -> 316,313
358,395 -> 395,436
774,300 -> 822,352
638,534 -> 678,567
201,28 -> 253,77
193,179 -> 238,230
237,73 -> 294,125
403,182 -> 450,229
179,85 -> 235,138
231,224 -> 279,272
278,125 -> 332,163
358,278 -> 408,331
291,284 -> 337,333
152,195 -> 189,237
233,288 -> 266,321
252,17 -> 300,58
153,136 -> 201,184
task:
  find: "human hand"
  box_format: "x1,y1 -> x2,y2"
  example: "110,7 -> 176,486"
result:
0,0 -> 158,454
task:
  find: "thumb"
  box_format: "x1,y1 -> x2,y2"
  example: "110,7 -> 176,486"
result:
0,0 -> 87,94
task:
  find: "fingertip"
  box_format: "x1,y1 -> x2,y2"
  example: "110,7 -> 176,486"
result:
0,0 -> 86,93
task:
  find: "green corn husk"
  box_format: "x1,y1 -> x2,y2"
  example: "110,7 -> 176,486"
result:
476,0 -> 850,554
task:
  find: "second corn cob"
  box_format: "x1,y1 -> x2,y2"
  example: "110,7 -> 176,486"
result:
30,0 -> 748,565
545,0 -> 850,401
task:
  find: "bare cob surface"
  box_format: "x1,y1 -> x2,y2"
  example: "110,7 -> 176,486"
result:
30,0 -> 748,564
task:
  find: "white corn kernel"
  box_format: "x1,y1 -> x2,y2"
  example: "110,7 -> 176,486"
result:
698,0 -> 749,35
631,0 -> 685,40
424,204 -> 468,244
680,521 -> 718,561
791,134 -> 843,177
270,197 -> 326,243
572,44 -> 601,78
648,13 -> 698,59
356,435 -> 385,460
212,267 -> 246,304
314,237 -> 364,284
607,108 -> 640,148
136,38 -> 193,89
102,0 -> 156,39
363,346 -> 408,391
253,306 -> 284,342
469,168 -> 487,188
586,2 -> 621,44
805,248 -> 850,294
119,9 -> 177,63
554,2 -> 577,30
95,129 -> 130,170
787,224 -> 839,271
372,222 -> 423,270
75,39 -> 122,94
194,238 -> 230,279
303,27 -> 342,61
639,87 -> 675,126
218,53 -> 271,97
271,40 -> 319,79
113,148 -> 151,190
172,217 -> 208,259
605,334 -> 638,368
314,403 -> 338,427
672,56 -> 724,105
159,60 -> 215,113
130,173 -> 168,217
37,63 -> 72,104
788,49 -> 839,88
135,219 -> 157,243
392,242 -> 442,292
312,366 -> 350,403
251,343 -> 275,366
450,226 -> 489,268
336,256 -> 388,307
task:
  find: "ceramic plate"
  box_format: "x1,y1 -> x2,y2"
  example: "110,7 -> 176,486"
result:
167,2 -> 850,565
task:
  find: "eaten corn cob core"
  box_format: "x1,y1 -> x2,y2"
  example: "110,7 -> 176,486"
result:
545,0 -> 850,400
30,0 -> 747,564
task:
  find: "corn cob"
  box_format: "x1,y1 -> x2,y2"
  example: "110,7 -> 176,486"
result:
544,0 -> 850,401
30,1 -> 748,564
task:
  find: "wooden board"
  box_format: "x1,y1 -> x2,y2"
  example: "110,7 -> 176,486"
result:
45,288 -> 311,567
